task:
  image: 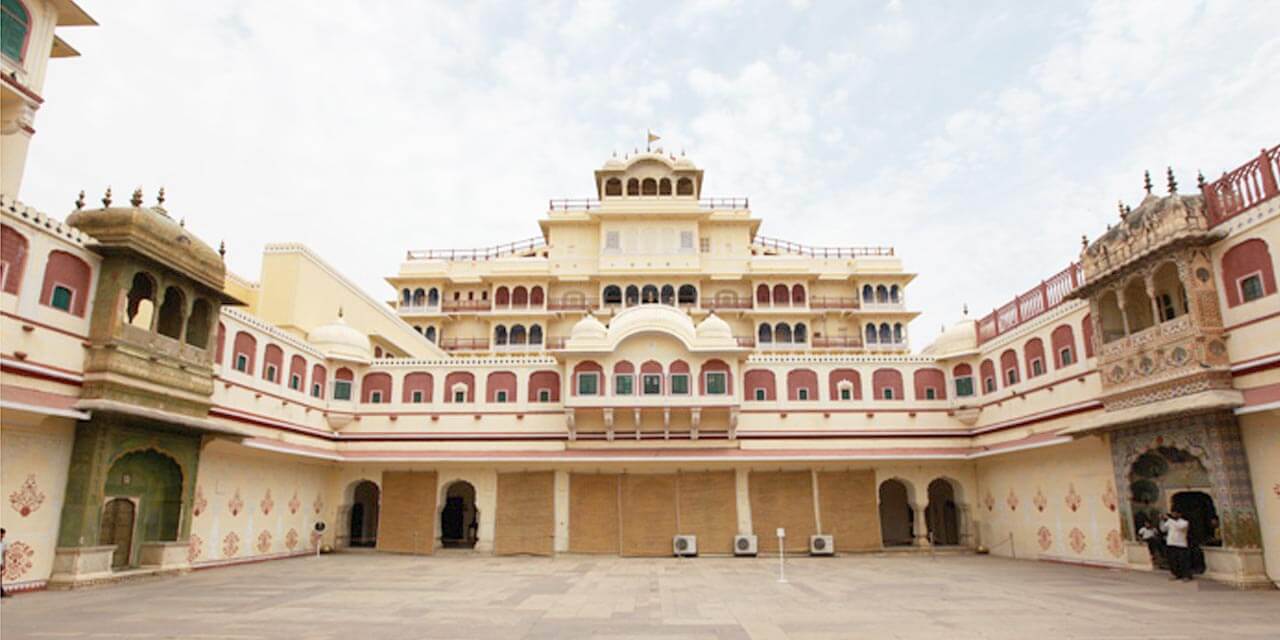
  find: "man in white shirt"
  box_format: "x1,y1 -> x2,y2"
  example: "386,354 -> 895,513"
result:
1138,519 -> 1165,569
1160,512 -> 1192,581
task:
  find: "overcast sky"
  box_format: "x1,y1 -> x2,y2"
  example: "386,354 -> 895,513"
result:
22,0 -> 1280,346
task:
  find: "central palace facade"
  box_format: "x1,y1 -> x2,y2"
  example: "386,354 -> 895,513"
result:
1,0 -> 1278,593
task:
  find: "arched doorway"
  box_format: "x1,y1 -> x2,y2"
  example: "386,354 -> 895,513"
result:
101,449 -> 183,569
100,498 -> 137,569
1128,447 -> 1217,546
925,478 -> 960,546
349,480 -> 380,547
878,479 -> 914,546
440,481 -> 478,549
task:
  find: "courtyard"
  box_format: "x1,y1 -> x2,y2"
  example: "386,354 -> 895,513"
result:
1,552 -> 1277,639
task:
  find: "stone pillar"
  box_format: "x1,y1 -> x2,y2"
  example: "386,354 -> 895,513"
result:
912,502 -> 930,547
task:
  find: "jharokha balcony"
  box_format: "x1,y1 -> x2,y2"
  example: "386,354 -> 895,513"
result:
441,299 -> 493,313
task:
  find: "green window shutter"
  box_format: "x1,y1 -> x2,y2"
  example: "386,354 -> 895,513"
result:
1,0 -> 30,62
51,286 -> 73,311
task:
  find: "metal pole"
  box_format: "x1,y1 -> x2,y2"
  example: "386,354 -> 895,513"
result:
777,528 -> 787,583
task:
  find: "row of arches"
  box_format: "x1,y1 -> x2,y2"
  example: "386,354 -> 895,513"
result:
603,176 -> 696,197
343,479 -> 481,550
357,370 -> 561,404
494,285 -> 545,307
755,283 -> 806,306
571,360 -> 732,397
757,322 -> 807,344
411,325 -> 438,342
879,478 -> 963,547
967,317 -> 1091,395
602,284 -> 698,306
493,323 -> 544,346
1096,261 -> 1188,343
2,223 -> 93,317
743,367 -> 947,401
121,271 -> 216,350
220,325 -> 329,399
401,287 -> 440,307
862,284 -> 903,304
865,322 -> 906,345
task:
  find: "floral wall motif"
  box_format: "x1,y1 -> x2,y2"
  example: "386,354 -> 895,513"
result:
222,531 -> 240,558
1006,488 -> 1019,511
192,485 -> 207,517
227,489 -> 244,516
289,491 -> 300,515
1101,482 -> 1117,512
285,528 -> 299,551
260,489 -> 274,516
1064,483 -> 1081,512
256,530 -> 273,554
1106,529 -> 1124,558
8,474 -> 45,517
3,541 -> 35,579
1033,488 -> 1047,512
1037,526 -> 1053,551
188,534 -> 203,562
983,489 -> 994,511
1068,527 -> 1086,554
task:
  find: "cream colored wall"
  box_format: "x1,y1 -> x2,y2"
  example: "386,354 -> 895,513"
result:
1238,412 -> 1279,586
187,440 -> 335,566
974,436 -> 1126,566
0,416 -> 75,589
1213,199 -> 1280,365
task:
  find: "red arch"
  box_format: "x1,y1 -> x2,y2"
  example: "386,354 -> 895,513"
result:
444,371 -> 475,402
311,364 -> 327,396
40,250 -> 92,316
512,286 -> 529,306
530,286 -> 545,306
772,284 -> 789,306
1082,314 -> 1095,358
402,372 -> 433,402
1,224 -> 28,294
1221,238 -> 1276,307
571,361 -> 603,396
829,368 -> 861,400
791,284 -> 806,305
263,344 -> 284,383
699,359 -> 733,394
913,368 -> 946,400
744,369 -> 776,401
288,355 -> 306,390
361,372 -> 392,403
232,331 -> 257,374
999,349 -> 1020,385
786,369 -> 818,400
1051,324 -> 1076,369
756,284 -> 770,305
872,368 -> 904,400
1024,338 -> 1046,378
495,286 -> 510,306
528,370 -> 560,402
486,371 -> 517,402
979,359 -> 997,393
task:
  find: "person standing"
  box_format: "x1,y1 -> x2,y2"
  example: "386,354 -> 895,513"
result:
1138,518 -> 1165,569
1160,511 -> 1192,581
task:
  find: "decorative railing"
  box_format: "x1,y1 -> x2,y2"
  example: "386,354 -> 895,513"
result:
544,336 -> 567,349
1203,144 -> 1280,226
703,298 -> 754,311
406,236 -> 545,261
546,298 -> 597,311
810,296 -> 860,310
735,336 -> 756,347
547,197 -> 750,211
811,336 -> 863,349
754,236 -> 894,258
977,263 -> 1085,344
438,337 -> 489,351
441,300 -> 492,313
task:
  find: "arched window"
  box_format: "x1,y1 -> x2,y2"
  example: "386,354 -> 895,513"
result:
890,285 -> 900,303
658,178 -> 672,195
402,372 -> 432,403
756,284 -> 770,305
1000,349 -> 1020,386
829,369 -> 860,400
603,285 -> 622,305
604,178 -> 622,196
758,323 -> 773,344
640,360 -> 664,395
660,284 -> 675,305
424,326 -> 437,342
876,285 -> 889,303
358,372 -> 390,403
486,371 -> 517,403
668,360 -> 691,395
676,177 -> 694,196
311,364 -> 327,398
528,370 -> 560,402
401,288 -> 411,306
572,361 -> 604,396
262,344 -> 284,383
744,369 -> 776,401
413,288 -> 426,306
1,0 -> 31,63
699,359 -> 732,395
509,324 -> 527,345
641,178 -> 658,195
913,368 -> 946,400
613,361 -> 635,396
793,323 -> 807,343
1051,324 -> 1076,368
775,322 -> 792,343
861,284 -> 873,303
512,286 -> 528,306
873,368 -> 904,400
494,325 -> 508,345
156,286 -> 186,339
123,271 -> 156,328
624,285 -> 640,306
677,284 -> 697,305
786,369 -> 818,401
40,250 -> 91,316
288,355 -> 307,391
530,286 -> 544,306
1122,278 -> 1154,334
1,224 -> 28,294
444,371 -> 474,402
232,331 -> 257,374
980,359 -> 997,393
791,284 -> 806,305
1151,262 -> 1186,321
865,323 -> 878,344
626,178 -> 640,196
529,324 -> 543,344
427,288 -> 439,306
495,286 -> 510,306
1099,290 -> 1124,343
892,323 -> 904,343
772,284 -> 789,306
641,285 -> 659,303
1221,238 -> 1276,307
878,323 -> 892,344
1024,338 -> 1046,378
185,298 -> 213,348
952,363 -> 974,397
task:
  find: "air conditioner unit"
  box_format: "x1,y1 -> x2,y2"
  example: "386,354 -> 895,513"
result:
733,534 -> 758,556
809,534 -> 834,556
673,535 -> 697,557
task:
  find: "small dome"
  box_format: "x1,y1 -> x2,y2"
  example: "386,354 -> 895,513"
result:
695,312 -> 731,339
571,313 -> 607,340
925,319 -> 977,358
308,314 -> 371,362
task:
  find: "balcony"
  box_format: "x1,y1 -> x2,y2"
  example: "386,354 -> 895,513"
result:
438,337 -> 490,351
547,197 -> 750,211
811,336 -> 863,349
810,296 -> 859,310
753,236 -> 894,258
701,298 -> 754,312
547,297 -> 597,312
405,237 -> 546,261
441,300 -> 493,313
397,304 -> 440,315
734,336 -> 756,348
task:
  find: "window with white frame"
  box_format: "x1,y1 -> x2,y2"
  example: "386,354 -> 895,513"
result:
797,388 -> 810,400
642,374 -> 662,395
452,383 -> 469,402
311,383 -> 322,398
50,285 -> 74,312
680,231 -> 695,253
614,374 -> 634,395
1240,273 -> 1265,303
924,387 -> 936,400
333,380 -> 352,401
881,387 -> 894,400
754,387 -> 767,401
955,376 -> 974,397
705,372 -> 727,395
369,390 -> 383,404
495,390 -> 508,403
1060,348 -> 1074,366
1006,368 -> 1019,385
265,365 -> 278,383
289,374 -> 301,390
839,386 -> 852,400
235,354 -> 249,373
577,372 -> 600,396
670,373 -> 690,395
411,390 -> 424,403
984,377 -> 996,393
538,388 -> 551,402
1030,359 -> 1044,377
605,231 -> 621,252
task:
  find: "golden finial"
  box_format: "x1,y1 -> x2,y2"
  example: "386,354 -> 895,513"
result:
1166,167 -> 1177,194
1196,171 -> 1206,190
102,187 -> 113,207
130,187 -> 143,207
157,187 -> 166,206
1143,170 -> 1152,195
218,240 -> 226,259
75,190 -> 85,210
1081,234 -> 1088,250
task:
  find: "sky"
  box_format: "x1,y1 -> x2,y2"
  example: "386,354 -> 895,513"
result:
21,0 -> 1280,347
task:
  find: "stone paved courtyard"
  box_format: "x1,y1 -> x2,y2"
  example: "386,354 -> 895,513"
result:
2,552 -> 1277,639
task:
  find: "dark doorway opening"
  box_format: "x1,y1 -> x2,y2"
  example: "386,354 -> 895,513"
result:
100,497 -> 137,569
441,481 -> 478,549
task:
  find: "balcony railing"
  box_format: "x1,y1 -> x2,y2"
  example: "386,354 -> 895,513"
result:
406,237 -> 546,261
547,197 -> 750,211
397,304 -> 439,314
977,263 -> 1084,344
811,336 -> 863,349
754,236 -> 894,258
1204,144 -> 1280,226
438,337 -> 489,351
810,296 -> 860,310
441,300 -> 493,313
735,336 -> 756,347
545,336 -> 567,349
546,297 -> 597,312
702,298 -> 754,311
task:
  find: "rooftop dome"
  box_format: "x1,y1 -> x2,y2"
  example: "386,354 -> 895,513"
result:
307,313 -> 372,362
695,312 -> 732,340
570,312 -> 608,340
925,319 -> 978,359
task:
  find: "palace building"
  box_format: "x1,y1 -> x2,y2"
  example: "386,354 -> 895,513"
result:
2,0 -> 1278,593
